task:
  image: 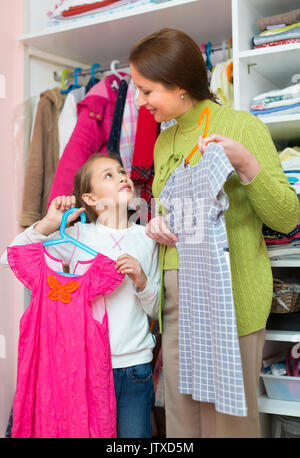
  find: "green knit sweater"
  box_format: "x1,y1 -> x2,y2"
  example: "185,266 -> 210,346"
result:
152,99 -> 300,336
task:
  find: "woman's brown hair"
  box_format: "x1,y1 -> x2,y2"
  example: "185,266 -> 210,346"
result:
72,153 -> 123,223
129,28 -> 217,103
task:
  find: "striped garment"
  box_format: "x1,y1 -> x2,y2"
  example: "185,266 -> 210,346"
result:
159,142 -> 247,417
119,78 -> 138,174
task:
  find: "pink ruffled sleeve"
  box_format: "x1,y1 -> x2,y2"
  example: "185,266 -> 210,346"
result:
7,243 -> 42,291
88,253 -> 124,300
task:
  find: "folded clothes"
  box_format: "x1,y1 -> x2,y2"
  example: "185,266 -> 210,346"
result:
265,232 -> 300,245
259,22 -> 300,36
251,96 -> 300,111
253,23 -> 300,46
257,8 -> 300,32
250,101 -> 300,116
251,82 -> 300,106
254,37 -> 300,48
263,224 -> 299,239
48,0 -> 139,20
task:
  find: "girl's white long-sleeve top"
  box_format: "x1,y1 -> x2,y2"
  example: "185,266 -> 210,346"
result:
1,221 -> 160,369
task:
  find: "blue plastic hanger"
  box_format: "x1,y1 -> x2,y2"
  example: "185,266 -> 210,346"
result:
91,63 -> 101,85
206,42 -> 213,71
61,67 -> 82,94
43,208 -> 97,276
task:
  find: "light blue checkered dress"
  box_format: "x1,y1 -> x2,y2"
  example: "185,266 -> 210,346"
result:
159,143 -> 247,417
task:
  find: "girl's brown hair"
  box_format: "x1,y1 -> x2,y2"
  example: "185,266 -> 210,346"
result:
129,28 -> 218,103
72,153 -> 123,223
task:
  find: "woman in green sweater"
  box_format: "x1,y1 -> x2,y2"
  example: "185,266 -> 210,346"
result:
129,28 -> 300,438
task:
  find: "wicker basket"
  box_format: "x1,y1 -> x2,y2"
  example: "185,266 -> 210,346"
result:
271,278 -> 300,314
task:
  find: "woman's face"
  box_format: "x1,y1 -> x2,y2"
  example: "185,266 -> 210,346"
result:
130,64 -> 191,123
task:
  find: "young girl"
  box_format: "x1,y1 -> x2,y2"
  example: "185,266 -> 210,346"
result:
1,153 -> 160,438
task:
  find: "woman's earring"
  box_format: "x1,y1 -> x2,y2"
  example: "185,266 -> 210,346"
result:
180,94 -> 185,100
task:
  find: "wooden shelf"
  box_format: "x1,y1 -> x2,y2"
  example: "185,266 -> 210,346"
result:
18,0 -> 232,67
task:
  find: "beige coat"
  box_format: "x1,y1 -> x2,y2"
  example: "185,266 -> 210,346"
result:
20,88 -> 65,227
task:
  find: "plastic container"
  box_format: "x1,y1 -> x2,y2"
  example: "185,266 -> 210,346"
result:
261,372 -> 300,402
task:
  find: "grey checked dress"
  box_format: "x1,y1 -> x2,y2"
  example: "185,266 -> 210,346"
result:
159,142 -> 247,417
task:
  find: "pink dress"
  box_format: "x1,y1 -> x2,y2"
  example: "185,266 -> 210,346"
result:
7,242 -> 124,438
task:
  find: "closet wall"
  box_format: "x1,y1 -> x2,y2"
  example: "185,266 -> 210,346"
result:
0,1 -> 25,438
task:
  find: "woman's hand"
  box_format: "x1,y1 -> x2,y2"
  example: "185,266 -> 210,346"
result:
198,134 -> 261,183
34,196 -> 85,236
145,215 -> 178,246
115,254 -> 148,291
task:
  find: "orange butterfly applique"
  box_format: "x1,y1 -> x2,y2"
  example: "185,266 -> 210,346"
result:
47,275 -> 79,304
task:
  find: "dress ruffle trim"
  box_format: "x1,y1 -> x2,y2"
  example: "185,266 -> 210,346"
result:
7,244 -> 42,291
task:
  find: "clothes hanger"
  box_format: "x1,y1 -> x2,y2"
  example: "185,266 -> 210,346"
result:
61,67 -> 82,94
60,69 -> 71,93
43,208 -> 98,276
85,63 -> 102,93
110,60 -> 122,90
91,63 -> 101,85
184,107 -> 211,167
205,42 -> 213,71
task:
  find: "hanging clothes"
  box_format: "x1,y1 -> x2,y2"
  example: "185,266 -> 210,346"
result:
47,73 -> 129,206
119,77 -> 138,174
85,77 -> 100,94
7,242 -> 124,438
20,88 -> 66,228
159,143 -> 247,417
210,59 -> 233,108
130,106 -> 160,222
58,86 -> 86,158
107,77 -> 129,157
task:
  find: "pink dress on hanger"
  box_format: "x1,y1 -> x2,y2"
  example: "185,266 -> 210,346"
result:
7,242 -> 124,438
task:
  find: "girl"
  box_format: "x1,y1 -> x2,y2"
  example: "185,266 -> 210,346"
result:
1,153 -> 160,438
129,28 -> 300,438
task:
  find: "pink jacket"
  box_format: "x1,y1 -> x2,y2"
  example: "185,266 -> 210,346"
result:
48,74 -> 126,206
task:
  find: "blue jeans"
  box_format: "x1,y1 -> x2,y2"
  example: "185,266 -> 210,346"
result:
113,363 -> 155,438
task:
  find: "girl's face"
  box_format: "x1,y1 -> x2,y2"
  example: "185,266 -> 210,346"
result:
82,157 -> 134,212
130,64 -> 191,123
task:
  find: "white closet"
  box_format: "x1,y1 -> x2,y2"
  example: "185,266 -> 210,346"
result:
19,0 -> 300,437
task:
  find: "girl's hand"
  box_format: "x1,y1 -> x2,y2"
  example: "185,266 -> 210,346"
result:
145,215 -> 178,246
115,254 -> 148,291
35,196 -> 85,236
198,134 -> 261,183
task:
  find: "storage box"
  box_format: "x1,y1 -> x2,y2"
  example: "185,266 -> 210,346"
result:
261,372 -> 300,402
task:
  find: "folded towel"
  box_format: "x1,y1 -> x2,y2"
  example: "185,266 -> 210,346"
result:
257,8 -> 300,31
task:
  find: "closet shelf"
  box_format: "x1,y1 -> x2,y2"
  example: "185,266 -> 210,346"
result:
238,42 -> 300,59
239,45 -> 300,91
270,258 -> 300,268
258,394 -> 300,416
265,330 -> 300,342
18,0 -> 232,67
262,114 -> 300,143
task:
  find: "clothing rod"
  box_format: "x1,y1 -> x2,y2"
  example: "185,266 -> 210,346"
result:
53,67 -> 102,82
53,60 -> 129,82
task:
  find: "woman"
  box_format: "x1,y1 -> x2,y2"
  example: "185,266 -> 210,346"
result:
129,28 -> 300,438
